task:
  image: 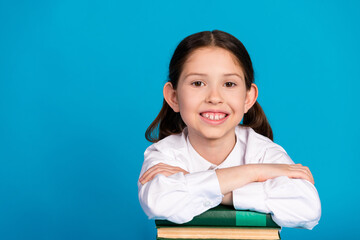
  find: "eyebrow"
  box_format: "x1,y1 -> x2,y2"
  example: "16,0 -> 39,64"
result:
184,73 -> 243,80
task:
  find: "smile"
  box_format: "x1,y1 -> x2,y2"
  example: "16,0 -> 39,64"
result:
200,112 -> 227,120
199,112 -> 229,125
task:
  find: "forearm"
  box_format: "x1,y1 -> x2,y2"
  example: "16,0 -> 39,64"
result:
215,165 -> 255,195
216,162 -> 314,196
266,178 -> 321,229
232,177 -> 321,229
138,170 -> 223,224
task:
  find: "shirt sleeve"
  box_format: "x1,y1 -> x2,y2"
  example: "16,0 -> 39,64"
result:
232,143 -> 321,229
138,145 -> 224,224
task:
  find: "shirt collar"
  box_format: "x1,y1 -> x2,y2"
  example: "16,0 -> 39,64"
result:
185,131 -> 242,171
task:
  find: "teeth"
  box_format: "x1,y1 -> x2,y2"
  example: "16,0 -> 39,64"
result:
201,113 -> 227,120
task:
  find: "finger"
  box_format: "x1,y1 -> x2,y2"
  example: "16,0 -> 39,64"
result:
296,166 -> 315,184
140,165 -> 184,184
139,161 -> 189,184
139,167 -> 156,182
289,164 -> 303,169
299,169 -> 314,184
291,168 -> 314,184
141,164 -> 187,181
140,170 -> 165,184
289,163 -> 302,167
149,167 -> 187,179
289,170 -> 309,182
140,165 -> 189,185
140,166 -> 167,183
140,169 -> 179,184
288,165 -> 314,181
307,169 -> 314,184
140,170 -> 166,184
173,166 -> 189,174
140,163 -> 167,181
157,166 -> 189,175
304,167 -> 315,184
139,167 -> 161,183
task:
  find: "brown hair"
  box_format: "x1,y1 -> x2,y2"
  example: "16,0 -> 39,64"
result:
145,30 -> 273,142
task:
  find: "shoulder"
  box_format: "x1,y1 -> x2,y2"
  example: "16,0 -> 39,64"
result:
236,126 -> 291,164
235,125 -> 273,148
143,129 -> 189,168
146,129 -> 187,155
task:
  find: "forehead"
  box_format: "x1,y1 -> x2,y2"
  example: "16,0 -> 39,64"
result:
182,47 -> 244,74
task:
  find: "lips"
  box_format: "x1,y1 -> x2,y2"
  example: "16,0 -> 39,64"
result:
199,111 -> 229,125
200,112 -> 227,120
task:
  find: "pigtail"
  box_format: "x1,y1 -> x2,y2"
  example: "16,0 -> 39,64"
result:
242,101 -> 273,141
145,100 -> 186,143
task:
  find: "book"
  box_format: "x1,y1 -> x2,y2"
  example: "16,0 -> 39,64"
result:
155,205 -> 281,239
156,227 -> 280,239
155,205 -> 279,228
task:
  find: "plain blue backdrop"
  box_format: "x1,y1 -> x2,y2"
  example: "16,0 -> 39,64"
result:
1,0 -> 359,239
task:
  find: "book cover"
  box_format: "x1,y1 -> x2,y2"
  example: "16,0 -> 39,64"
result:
156,227 -> 281,239
155,205 -> 279,228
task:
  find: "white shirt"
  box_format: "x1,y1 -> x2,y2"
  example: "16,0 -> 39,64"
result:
138,126 -> 321,229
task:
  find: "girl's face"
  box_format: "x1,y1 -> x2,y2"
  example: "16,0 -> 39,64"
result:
165,47 -> 257,143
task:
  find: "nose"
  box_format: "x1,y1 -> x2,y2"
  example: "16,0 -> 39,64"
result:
205,86 -> 223,104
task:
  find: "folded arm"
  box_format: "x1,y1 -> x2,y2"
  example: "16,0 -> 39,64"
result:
232,176 -> 321,229
138,144 -> 321,228
138,169 -> 223,224
229,147 -> 321,229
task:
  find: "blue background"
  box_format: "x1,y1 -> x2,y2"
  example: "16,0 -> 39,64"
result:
1,0 -> 359,239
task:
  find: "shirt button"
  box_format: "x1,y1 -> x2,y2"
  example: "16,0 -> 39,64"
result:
204,201 -> 211,207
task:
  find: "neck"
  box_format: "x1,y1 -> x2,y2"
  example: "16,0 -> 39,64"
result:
188,130 -> 236,166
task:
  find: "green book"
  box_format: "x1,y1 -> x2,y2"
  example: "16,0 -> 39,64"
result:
155,205 -> 279,228
157,238 -> 280,240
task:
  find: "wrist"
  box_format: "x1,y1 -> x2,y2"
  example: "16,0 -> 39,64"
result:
221,192 -> 233,206
244,164 -> 259,183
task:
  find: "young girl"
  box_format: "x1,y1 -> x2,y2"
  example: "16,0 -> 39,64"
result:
138,30 -> 321,230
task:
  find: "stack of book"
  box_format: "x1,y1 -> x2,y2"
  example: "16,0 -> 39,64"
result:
155,205 -> 281,240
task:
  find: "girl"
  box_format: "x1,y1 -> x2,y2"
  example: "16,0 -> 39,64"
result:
138,30 -> 321,229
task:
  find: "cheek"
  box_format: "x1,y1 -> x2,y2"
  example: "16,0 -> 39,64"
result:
177,94 -> 192,116
178,89 -> 200,108
177,94 -> 202,124
227,91 -> 247,107
178,97 -> 198,115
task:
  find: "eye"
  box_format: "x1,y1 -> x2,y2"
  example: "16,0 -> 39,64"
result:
224,82 -> 236,87
191,81 -> 205,87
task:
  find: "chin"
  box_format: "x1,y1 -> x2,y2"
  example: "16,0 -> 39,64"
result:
200,130 -> 229,141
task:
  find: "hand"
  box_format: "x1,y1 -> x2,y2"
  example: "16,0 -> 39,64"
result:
139,163 -> 189,185
251,163 -> 315,184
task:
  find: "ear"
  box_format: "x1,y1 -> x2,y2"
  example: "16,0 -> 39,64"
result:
163,82 -> 180,112
244,83 -> 258,113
